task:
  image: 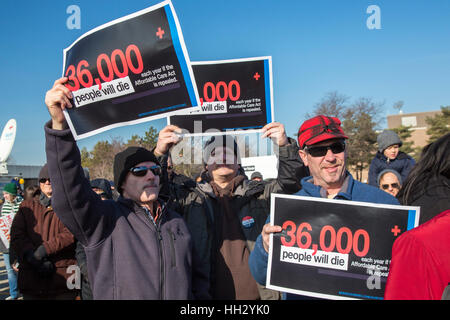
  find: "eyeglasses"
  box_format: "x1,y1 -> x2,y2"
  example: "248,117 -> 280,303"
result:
381,183 -> 400,190
129,165 -> 161,177
39,178 -> 50,184
304,141 -> 346,157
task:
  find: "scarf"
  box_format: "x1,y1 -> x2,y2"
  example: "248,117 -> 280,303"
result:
209,175 -> 260,300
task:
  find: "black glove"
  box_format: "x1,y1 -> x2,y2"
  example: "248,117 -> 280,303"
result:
33,245 -> 48,260
24,245 -> 48,269
25,250 -> 41,269
36,258 -> 56,278
245,180 -> 266,198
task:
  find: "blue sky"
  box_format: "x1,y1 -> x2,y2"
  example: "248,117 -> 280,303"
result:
1,0 -> 449,165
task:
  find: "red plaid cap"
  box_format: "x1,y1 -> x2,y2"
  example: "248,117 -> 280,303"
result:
297,115 -> 348,149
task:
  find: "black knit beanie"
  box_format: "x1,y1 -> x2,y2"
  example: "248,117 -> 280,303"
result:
113,147 -> 160,194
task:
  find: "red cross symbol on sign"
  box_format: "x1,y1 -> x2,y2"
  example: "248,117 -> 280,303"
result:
156,27 -> 165,39
253,72 -> 261,80
391,225 -> 401,236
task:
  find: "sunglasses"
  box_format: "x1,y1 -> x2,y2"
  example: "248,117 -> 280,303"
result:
129,165 -> 161,177
39,178 -> 51,184
381,183 -> 400,190
304,141 -> 346,157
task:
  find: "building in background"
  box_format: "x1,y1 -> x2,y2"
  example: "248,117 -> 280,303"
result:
0,165 -> 42,194
387,110 -> 442,148
350,109 -> 443,183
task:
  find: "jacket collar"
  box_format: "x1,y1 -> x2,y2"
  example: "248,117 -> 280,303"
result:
117,196 -> 167,216
376,151 -> 408,161
299,171 -> 354,200
39,193 -> 51,208
4,198 -> 21,206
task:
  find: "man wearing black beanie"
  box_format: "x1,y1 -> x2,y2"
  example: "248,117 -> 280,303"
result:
42,77 -> 209,300
113,146 -> 160,195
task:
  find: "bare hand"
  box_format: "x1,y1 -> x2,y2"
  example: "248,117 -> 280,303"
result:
154,125 -> 183,156
261,122 -> 288,147
261,223 -> 282,253
44,77 -> 73,130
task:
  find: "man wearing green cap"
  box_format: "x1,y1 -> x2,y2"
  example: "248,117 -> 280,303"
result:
0,182 -> 22,300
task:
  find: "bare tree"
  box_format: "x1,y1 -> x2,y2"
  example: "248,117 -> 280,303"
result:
305,91 -> 349,120
392,100 -> 404,113
81,126 -> 159,181
342,97 -> 384,181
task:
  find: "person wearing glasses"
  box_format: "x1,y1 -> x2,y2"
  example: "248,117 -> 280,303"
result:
248,115 -> 399,299
368,130 -> 415,187
41,77 -> 209,300
377,169 -> 402,197
153,122 -> 309,300
10,164 -> 77,300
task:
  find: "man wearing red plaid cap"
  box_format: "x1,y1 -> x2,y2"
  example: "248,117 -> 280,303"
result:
249,115 -> 399,299
295,115 -> 350,198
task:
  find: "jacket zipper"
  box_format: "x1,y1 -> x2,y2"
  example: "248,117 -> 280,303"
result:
143,208 -> 165,300
156,228 -> 165,300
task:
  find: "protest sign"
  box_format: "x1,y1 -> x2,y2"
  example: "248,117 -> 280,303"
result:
0,213 -> 14,249
168,56 -> 274,136
241,155 -> 278,180
266,194 -> 420,300
62,0 -> 199,140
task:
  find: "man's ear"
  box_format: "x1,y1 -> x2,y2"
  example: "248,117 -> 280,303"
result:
299,150 -> 309,167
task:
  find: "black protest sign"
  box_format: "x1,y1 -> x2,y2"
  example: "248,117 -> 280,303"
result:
267,194 -> 420,300
62,0 -> 199,140
168,57 -> 274,135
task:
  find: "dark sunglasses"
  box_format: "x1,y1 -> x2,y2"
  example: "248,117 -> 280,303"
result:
39,178 -> 50,184
304,141 -> 346,157
129,165 -> 161,177
381,183 -> 400,190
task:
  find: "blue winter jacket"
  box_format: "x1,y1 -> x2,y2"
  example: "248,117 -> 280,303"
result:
248,172 -> 399,299
368,151 -> 415,187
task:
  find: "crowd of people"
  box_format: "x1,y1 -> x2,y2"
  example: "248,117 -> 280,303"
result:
0,77 -> 448,300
